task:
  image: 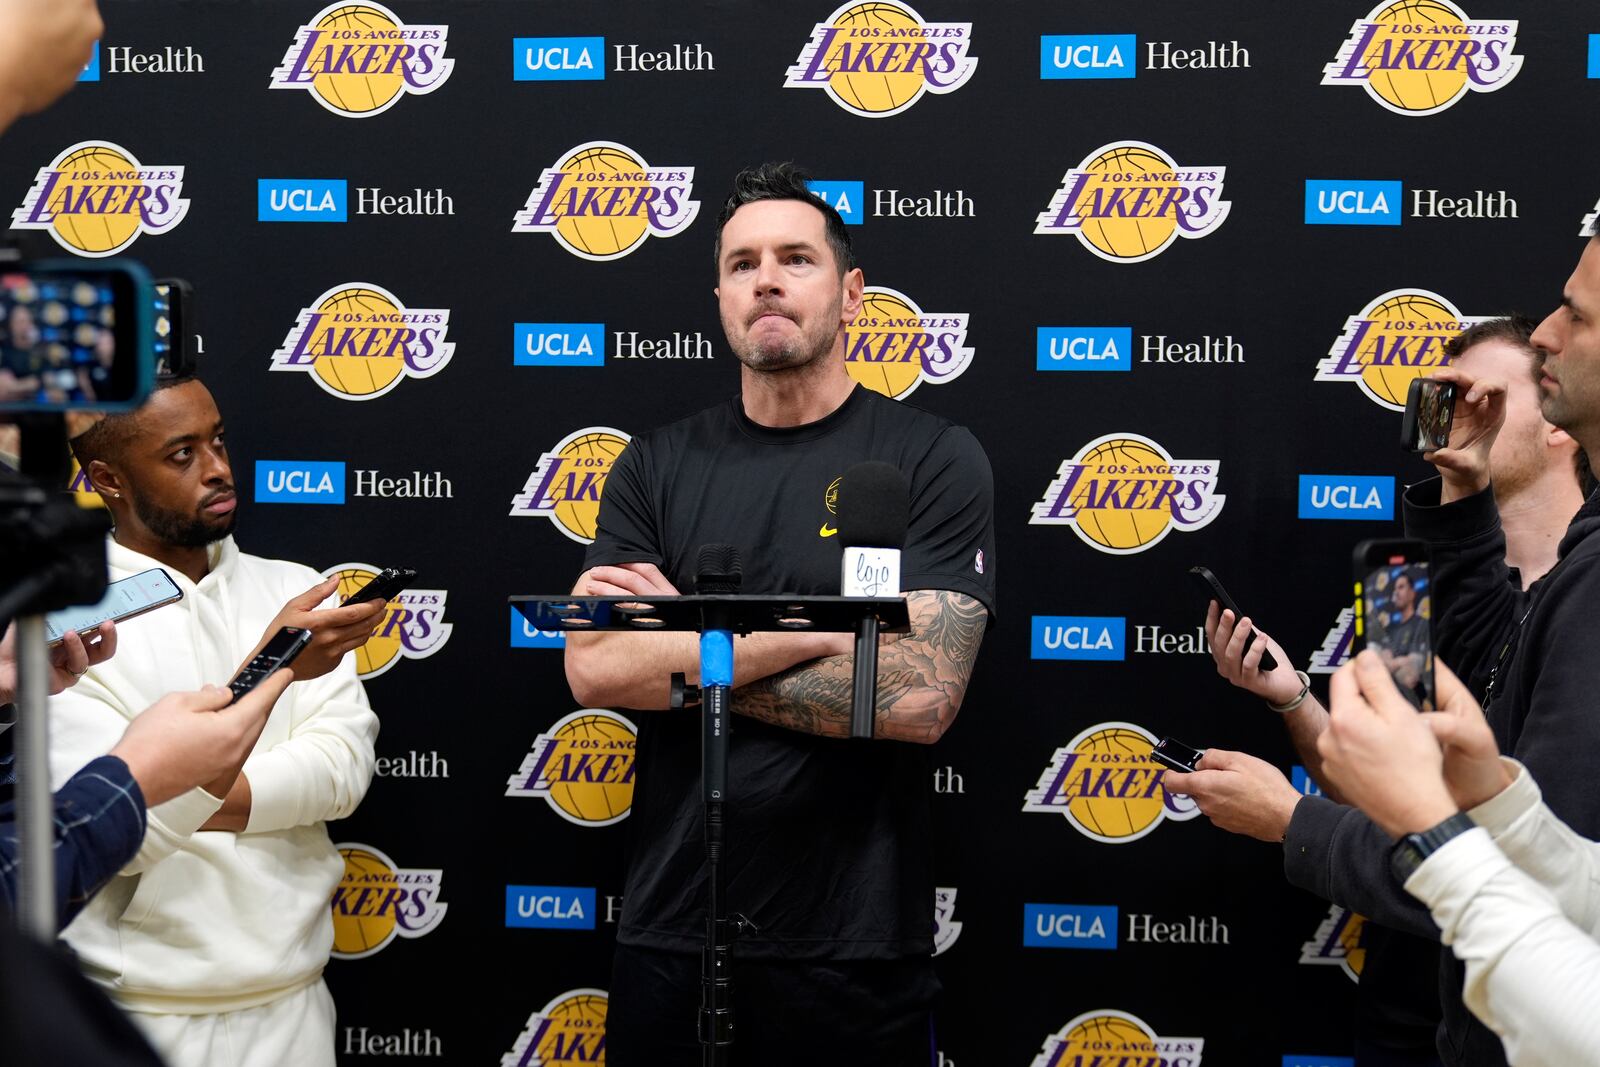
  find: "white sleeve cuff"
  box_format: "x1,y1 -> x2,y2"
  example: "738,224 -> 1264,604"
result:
1404,827 -> 1511,936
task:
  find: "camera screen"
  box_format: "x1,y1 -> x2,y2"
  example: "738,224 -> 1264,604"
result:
1409,381 -> 1455,450
1361,561 -> 1435,711
0,271 -> 124,406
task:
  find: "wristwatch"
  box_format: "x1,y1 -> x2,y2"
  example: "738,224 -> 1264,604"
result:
1389,812 -> 1476,883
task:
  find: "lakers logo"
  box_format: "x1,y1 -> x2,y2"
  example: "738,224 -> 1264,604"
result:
819,475 -> 842,538
512,141 -> 698,261
1310,607 -> 1356,674
785,2 -> 977,118
1301,904 -> 1368,982
1022,722 -> 1201,843
500,989 -> 608,1067
1035,141 -> 1228,263
509,427 -> 631,544
932,887 -> 962,957
270,2 -> 453,117
1322,2 -> 1520,116
1029,433 -> 1225,555
270,283 -> 453,400
329,842 -> 448,960
506,710 -> 638,827
1030,1010 -> 1204,1067
68,459 -> 105,509
321,563 -> 451,679
1317,288 -> 1486,411
11,141 -> 188,257
844,287 -> 972,399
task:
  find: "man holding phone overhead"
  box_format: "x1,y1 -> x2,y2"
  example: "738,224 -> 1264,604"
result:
52,369 -> 385,1067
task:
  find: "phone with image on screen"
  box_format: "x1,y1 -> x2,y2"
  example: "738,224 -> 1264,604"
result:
44,568 -> 184,646
1352,539 -> 1434,711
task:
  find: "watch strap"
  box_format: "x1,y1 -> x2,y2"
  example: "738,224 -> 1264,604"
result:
1390,811 -> 1475,883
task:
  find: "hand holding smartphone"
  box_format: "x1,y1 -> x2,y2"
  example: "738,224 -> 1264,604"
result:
45,568 -> 184,646
226,627 -> 312,705
1401,377 -> 1457,452
1150,737 -> 1207,773
1188,566 -> 1280,672
340,567 -> 417,607
1352,539 -> 1435,711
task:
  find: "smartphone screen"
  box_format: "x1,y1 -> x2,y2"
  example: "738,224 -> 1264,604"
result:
1151,737 -> 1206,773
1402,378 -> 1456,452
45,568 -> 183,644
1359,560 -> 1435,711
0,267 -> 144,410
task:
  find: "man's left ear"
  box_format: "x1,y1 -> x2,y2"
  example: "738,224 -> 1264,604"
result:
841,267 -> 865,323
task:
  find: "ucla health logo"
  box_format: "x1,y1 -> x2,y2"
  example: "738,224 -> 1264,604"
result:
807,179 -> 865,225
1030,433 -> 1225,555
515,323 -> 605,367
512,141 -> 698,261
1024,903 -> 1119,949
512,608 -> 567,648
12,141 -> 187,257
270,283 -> 453,400
330,842 -> 448,960
1298,475 -> 1395,520
785,2 -> 977,118
1301,904 -> 1367,982
1318,288 -> 1485,411
258,178 -> 347,222
510,427 -> 630,544
843,286 -> 971,399
255,460 -> 346,504
1030,1010 -> 1204,1067
1040,34 -> 1136,79
1037,327 -> 1132,372
270,2 -> 452,117
506,710 -> 638,827
1035,141 -> 1228,263
505,885 -> 596,930
1310,607 -> 1356,674
322,562 -> 451,678
515,37 -> 604,81
932,887 -> 962,956
1304,179 -> 1402,226
1022,721 -> 1201,843
1322,2 -> 1519,116
501,989 -> 608,1067
1032,616 -> 1125,661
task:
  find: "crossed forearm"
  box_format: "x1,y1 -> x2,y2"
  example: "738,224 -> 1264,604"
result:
734,590 -> 987,744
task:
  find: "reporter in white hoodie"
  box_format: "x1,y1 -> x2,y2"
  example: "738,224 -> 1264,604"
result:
54,374 -> 387,1067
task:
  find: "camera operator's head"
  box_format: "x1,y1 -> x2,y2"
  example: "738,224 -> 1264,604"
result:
1531,235 -> 1600,455
1447,315 -> 1589,499
69,375 -> 236,569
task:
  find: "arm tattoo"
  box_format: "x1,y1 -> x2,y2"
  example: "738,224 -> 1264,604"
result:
733,590 -> 988,743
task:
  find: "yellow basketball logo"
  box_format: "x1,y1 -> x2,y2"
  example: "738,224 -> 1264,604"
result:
506,710 -> 638,827
329,842 -> 448,960
509,427 -> 631,544
271,283 -> 453,400
844,286 -> 972,400
321,563 -> 452,679
500,988 -> 608,1067
1317,288 -> 1485,411
271,3 -> 453,117
11,141 -> 188,258
1301,904 -> 1368,982
1022,722 -> 1202,843
785,2 -> 978,118
1031,1010 -> 1205,1067
513,141 -> 699,261
1035,141 -> 1229,263
1323,1 -> 1520,116
1030,433 -> 1225,555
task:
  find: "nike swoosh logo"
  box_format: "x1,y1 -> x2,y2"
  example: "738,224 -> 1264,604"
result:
819,523 -> 838,538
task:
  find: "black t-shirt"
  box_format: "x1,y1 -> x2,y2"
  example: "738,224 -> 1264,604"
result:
582,384 -> 996,960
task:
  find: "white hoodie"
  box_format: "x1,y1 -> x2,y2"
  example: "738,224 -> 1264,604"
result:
48,535 -> 378,1014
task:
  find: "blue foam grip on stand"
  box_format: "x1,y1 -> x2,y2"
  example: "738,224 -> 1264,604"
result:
700,630 -> 733,688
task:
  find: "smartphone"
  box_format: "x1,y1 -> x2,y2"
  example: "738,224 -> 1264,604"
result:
1150,737 -> 1206,773
340,567 -> 417,607
153,277 -> 198,379
1352,539 -> 1435,711
227,626 -> 312,704
1401,377 -> 1456,452
0,259 -> 155,413
45,568 -> 184,646
1187,565 -> 1280,671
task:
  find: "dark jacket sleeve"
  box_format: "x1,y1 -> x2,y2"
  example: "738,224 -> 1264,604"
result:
1283,795 -> 1441,939
0,755 -> 146,930
1402,478 -> 1530,696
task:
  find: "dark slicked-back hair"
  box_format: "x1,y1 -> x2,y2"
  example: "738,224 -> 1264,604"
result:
69,374 -> 194,470
713,161 -> 855,275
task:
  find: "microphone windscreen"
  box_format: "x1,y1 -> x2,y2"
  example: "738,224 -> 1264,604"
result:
836,462 -> 910,549
694,543 -> 743,594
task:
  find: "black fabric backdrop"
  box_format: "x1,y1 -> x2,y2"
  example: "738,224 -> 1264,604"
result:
4,1 -> 1594,1063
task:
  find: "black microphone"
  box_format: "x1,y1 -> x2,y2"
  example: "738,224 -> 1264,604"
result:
694,543 -> 743,596
835,462 -> 909,739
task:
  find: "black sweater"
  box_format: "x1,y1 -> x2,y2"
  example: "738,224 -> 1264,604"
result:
1284,479 -> 1600,1067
